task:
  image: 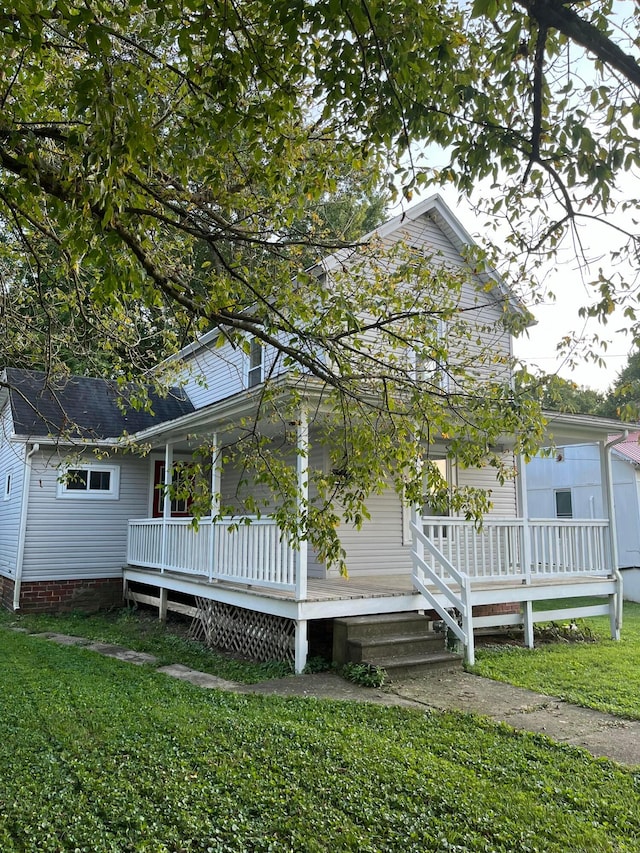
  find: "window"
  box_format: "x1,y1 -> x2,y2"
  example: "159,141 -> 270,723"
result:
402,457 -> 451,545
414,320 -> 449,391
57,465 -> 120,500
152,461 -> 193,517
3,472 -> 10,501
247,338 -> 263,388
555,489 -> 573,519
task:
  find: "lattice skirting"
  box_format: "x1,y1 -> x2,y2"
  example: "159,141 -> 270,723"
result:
190,597 -> 296,666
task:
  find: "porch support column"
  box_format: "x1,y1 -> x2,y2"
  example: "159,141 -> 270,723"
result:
161,442 -> 174,571
516,454 -> 534,648
158,587 -> 168,623
294,619 -> 308,674
295,409 -> 309,602
209,435 -> 220,583
515,453 -> 532,585
600,434 -> 626,639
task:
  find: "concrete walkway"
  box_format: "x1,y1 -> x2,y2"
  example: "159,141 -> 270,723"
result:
33,631 -> 640,768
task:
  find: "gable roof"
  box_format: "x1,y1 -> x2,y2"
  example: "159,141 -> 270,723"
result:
3,368 -> 195,442
165,195 -> 530,365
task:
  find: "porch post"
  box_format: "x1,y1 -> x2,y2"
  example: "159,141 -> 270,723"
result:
294,619 -> 308,674
209,435 -> 220,583
600,435 -> 626,639
515,454 -> 532,585
161,442 -> 174,571
295,409 -> 309,602
599,439 -> 618,573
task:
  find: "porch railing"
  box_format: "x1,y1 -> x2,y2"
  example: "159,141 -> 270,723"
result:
412,514 -> 614,666
127,517 -> 297,591
420,517 -> 612,581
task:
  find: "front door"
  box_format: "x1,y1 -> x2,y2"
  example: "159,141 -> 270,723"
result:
152,460 -> 192,518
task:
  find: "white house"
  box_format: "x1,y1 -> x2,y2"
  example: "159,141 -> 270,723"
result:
527,430 -> 640,602
0,195 -> 633,671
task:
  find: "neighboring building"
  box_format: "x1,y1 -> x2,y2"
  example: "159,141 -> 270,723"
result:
0,196 -> 632,670
527,431 -> 640,602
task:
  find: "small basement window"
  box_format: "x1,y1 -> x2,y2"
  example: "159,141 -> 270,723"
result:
57,465 -> 120,500
554,489 -> 573,519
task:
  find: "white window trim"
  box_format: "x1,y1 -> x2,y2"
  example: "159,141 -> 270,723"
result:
247,337 -> 264,388
3,471 -> 11,501
414,319 -> 449,392
554,488 -> 573,519
57,464 -> 120,500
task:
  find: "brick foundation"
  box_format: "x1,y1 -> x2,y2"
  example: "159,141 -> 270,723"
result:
0,576 -> 15,611
423,601 -> 520,622
1,577 -> 123,613
472,602 -> 520,617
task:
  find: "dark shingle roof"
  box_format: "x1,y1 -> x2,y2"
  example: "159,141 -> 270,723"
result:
5,368 -> 195,441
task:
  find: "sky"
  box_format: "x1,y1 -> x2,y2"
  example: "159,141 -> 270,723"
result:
396,0 -> 639,394
436,187 -> 636,394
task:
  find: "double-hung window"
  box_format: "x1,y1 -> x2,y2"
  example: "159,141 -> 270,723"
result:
414,319 -> 449,392
248,337 -> 263,388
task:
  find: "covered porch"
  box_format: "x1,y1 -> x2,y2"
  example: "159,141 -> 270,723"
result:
126,511 -> 621,671
123,403 -> 631,672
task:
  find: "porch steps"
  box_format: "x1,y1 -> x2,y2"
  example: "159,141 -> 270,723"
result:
332,613 -> 462,676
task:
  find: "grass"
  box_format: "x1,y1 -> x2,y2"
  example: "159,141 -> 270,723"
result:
1,627 -> 639,852
0,607 -> 291,684
471,601 -> 640,719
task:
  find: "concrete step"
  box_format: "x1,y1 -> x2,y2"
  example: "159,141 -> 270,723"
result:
333,612 -> 435,646
373,650 -> 463,678
347,631 -> 446,663
333,612 -> 438,665
332,611 -> 460,675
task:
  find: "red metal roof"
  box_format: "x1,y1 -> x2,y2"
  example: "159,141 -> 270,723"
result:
610,430 -> 640,465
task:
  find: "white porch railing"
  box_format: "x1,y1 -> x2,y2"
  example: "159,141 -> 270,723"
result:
420,517 -> 612,581
127,517 -> 297,591
412,515 -> 615,666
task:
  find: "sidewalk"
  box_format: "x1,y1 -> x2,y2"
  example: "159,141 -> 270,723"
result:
33,630 -> 640,768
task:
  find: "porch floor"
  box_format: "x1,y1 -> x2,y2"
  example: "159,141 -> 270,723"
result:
124,564 -> 616,612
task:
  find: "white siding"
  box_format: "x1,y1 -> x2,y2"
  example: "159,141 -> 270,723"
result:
0,407 -> 25,578
384,216 -> 514,378
526,444 -> 640,570
176,211 -> 515,409
21,450 -> 150,582
178,337 -> 285,410
338,485 -> 411,576
338,459 -> 518,578
527,445 -> 605,518
458,455 -> 518,518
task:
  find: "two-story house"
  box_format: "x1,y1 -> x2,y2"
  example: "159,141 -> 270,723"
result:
0,195 -> 631,672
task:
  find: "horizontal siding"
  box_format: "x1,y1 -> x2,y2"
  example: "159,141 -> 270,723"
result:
526,445 -> 640,569
458,455 -> 518,518
180,340 -> 246,409
22,450 -> 150,582
338,486 -> 411,576
177,211 -> 514,406
0,407 -> 25,578
180,336 -> 286,410
385,216 -> 514,378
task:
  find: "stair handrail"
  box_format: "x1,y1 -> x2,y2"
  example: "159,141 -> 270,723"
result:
410,510 -> 475,665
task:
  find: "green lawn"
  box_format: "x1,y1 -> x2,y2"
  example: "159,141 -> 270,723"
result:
0,608 -> 291,683
472,601 -> 640,719
1,627 -> 639,852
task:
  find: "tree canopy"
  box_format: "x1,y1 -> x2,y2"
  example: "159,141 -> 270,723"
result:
0,0 -> 638,563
